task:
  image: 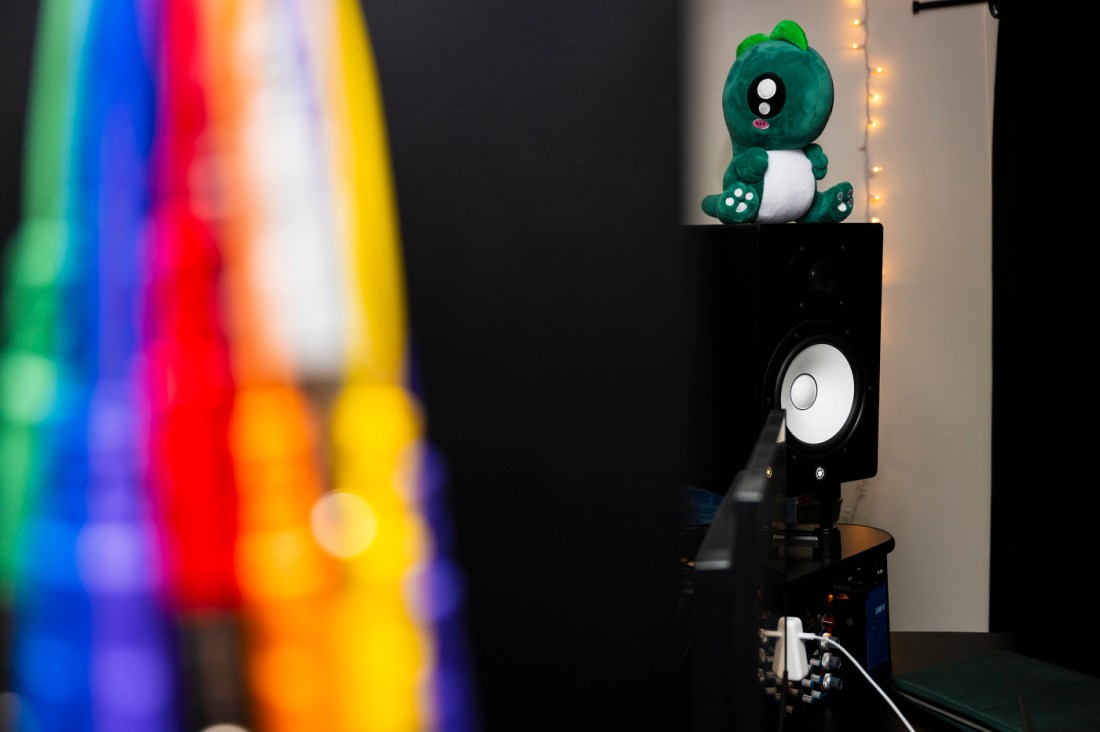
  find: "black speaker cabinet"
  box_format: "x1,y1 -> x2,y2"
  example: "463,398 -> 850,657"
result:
681,223 -> 883,497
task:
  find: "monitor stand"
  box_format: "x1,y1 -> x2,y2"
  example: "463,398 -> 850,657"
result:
774,480 -> 842,561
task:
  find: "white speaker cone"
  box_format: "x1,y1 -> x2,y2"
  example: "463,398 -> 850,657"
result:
779,343 -> 855,445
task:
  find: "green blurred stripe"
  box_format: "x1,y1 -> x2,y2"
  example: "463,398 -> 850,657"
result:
0,0 -> 91,597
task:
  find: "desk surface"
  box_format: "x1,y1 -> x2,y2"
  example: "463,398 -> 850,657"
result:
790,631 -> 1098,731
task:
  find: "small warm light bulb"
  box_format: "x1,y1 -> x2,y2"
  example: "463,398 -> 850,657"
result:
870,92 -> 881,102
870,216 -> 881,224
868,120 -> 878,129
874,66 -> 884,74
872,194 -> 882,202
871,165 -> 883,174
851,43 -> 861,49
852,19 -> 862,26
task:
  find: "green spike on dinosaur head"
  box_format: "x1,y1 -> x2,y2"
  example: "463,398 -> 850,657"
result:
736,19 -> 809,58
769,20 -> 808,50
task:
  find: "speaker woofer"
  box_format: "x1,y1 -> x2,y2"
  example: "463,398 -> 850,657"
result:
778,341 -> 857,447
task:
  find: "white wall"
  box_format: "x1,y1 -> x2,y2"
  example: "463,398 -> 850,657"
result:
683,0 -> 998,632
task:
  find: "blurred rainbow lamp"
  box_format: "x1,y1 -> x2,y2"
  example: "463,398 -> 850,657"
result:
0,1 -> 475,731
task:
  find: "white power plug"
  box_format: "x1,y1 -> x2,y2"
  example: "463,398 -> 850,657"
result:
764,616 -> 811,682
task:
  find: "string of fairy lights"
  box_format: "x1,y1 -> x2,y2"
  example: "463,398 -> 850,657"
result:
849,7 -> 884,224
840,5 -> 883,522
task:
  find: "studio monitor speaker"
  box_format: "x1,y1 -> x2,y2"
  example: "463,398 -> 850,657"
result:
681,223 -> 883,497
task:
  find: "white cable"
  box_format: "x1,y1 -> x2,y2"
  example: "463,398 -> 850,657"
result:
800,633 -> 916,732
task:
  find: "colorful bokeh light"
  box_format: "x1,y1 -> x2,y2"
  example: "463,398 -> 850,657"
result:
0,1 -> 474,731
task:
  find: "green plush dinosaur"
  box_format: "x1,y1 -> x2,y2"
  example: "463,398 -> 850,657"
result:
702,20 -> 853,224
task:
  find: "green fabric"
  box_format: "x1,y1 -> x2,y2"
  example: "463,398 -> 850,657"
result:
21,0 -> 87,221
0,0 -> 88,598
893,649 -> 1100,732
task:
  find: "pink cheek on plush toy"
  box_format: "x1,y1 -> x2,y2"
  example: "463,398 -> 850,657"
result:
753,119 -> 769,130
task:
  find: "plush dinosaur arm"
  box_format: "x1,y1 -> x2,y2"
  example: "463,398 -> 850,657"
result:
731,147 -> 768,184
805,143 -> 828,180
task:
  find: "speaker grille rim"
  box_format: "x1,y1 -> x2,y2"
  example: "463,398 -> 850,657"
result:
767,334 -> 865,454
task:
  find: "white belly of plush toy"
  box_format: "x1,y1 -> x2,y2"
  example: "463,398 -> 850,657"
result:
757,149 -> 815,224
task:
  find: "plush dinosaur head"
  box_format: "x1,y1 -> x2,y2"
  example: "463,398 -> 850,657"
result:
722,19 -> 835,152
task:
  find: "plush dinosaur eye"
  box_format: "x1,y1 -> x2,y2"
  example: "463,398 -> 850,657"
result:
747,72 -> 785,119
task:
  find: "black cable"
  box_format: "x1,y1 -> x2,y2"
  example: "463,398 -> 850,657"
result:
912,0 -> 999,16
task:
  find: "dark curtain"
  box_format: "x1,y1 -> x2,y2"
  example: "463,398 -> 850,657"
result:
362,2 -> 690,729
0,4 -> 39,280
989,0 -> 1095,659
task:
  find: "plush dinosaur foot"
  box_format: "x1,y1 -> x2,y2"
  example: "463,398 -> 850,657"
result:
802,183 -> 854,223
716,184 -> 760,224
